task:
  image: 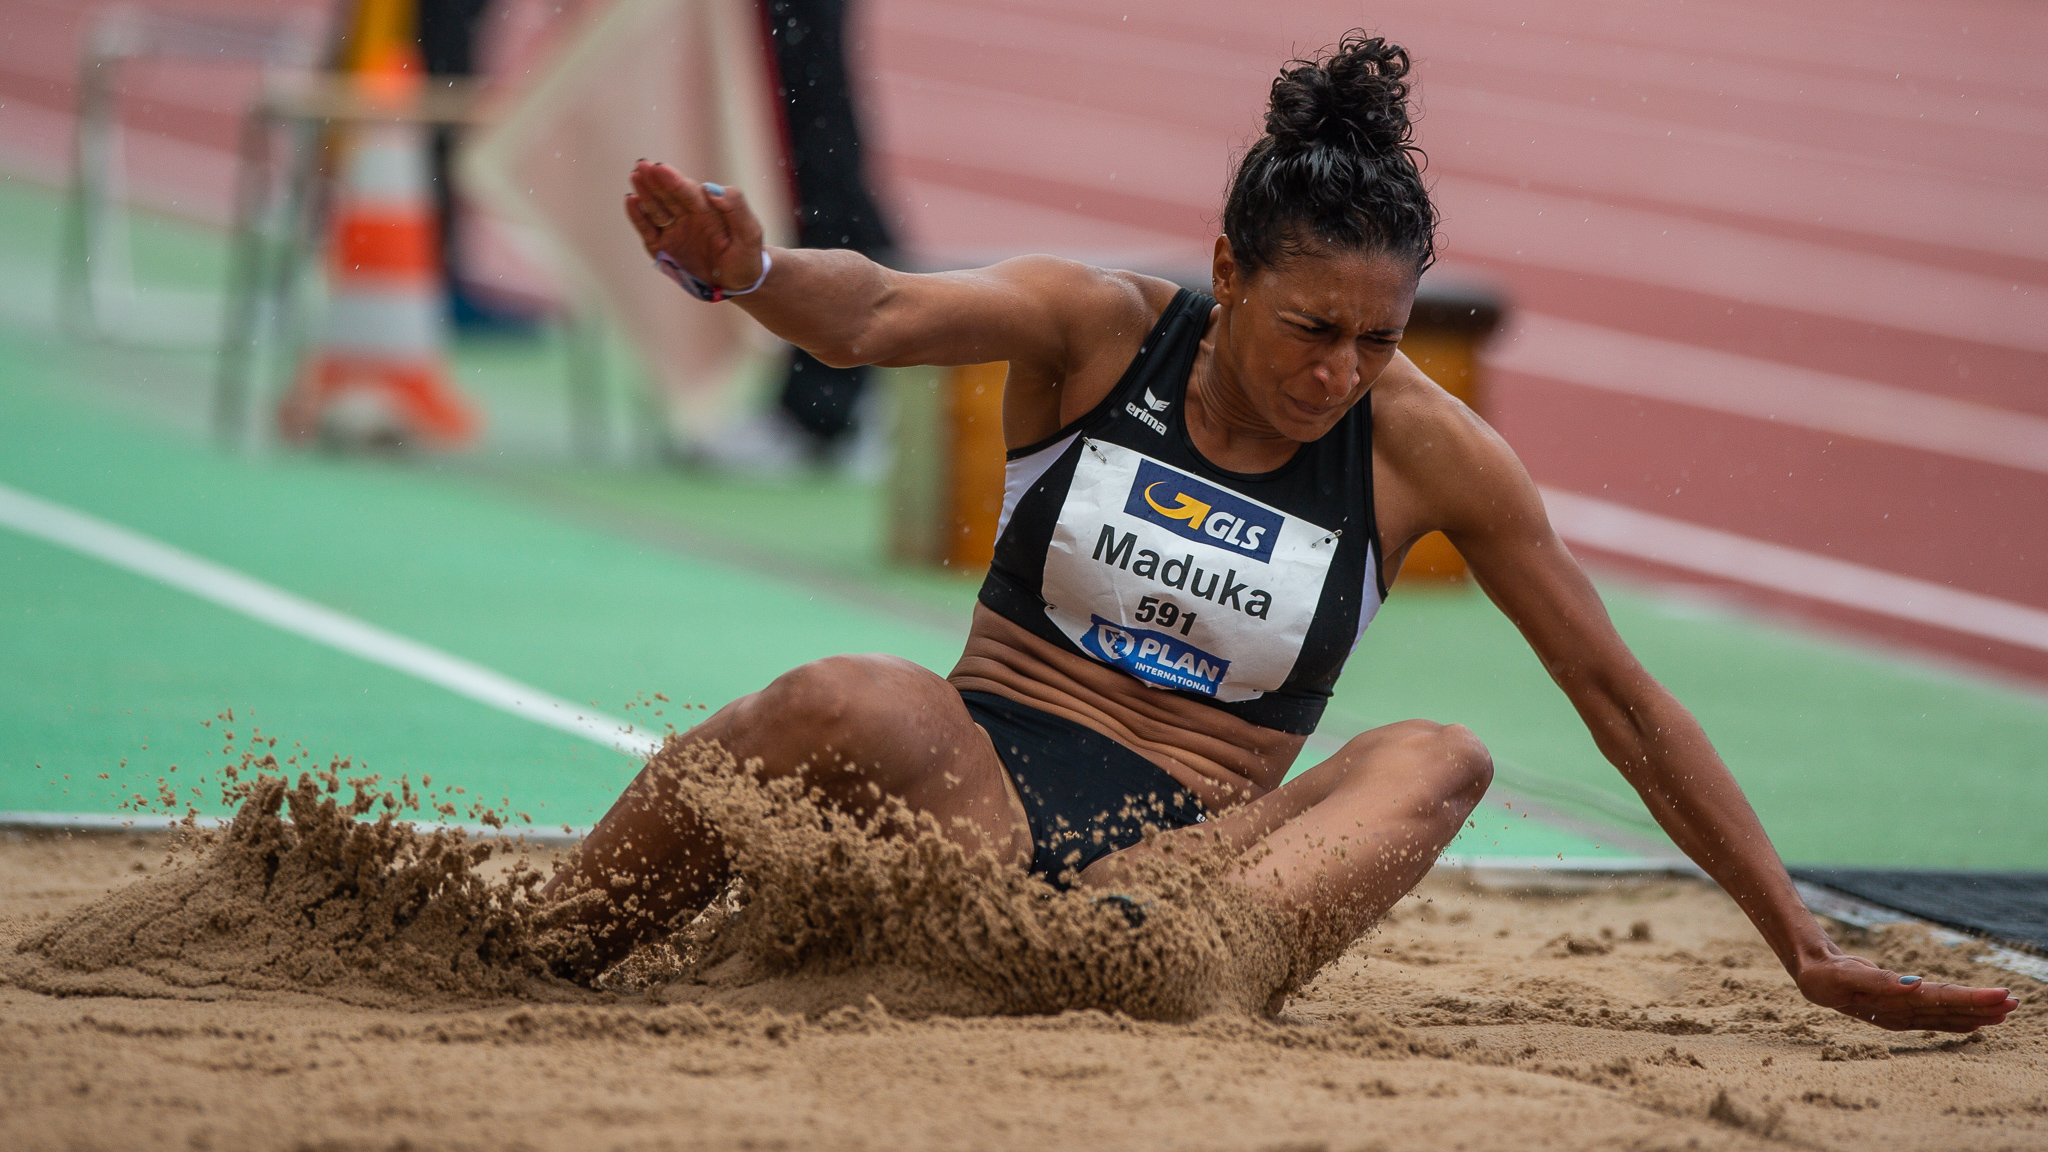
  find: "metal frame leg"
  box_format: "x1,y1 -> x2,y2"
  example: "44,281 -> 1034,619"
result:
215,108 -> 275,448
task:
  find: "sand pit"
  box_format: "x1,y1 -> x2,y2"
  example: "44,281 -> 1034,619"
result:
2,801 -> 2039,1151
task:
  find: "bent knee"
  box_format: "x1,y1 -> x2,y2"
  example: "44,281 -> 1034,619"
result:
736,655 -> 939,769
1437,723 -> 1494,797
754,655 -> 876,728
1380,719 -> 1493,797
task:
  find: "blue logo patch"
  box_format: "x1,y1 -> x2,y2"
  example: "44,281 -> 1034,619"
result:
1077,615 -> 1232,696
1122,459 -> 1284,564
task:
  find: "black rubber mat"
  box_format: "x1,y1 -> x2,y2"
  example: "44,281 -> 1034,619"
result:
1791,868 -> 2048,953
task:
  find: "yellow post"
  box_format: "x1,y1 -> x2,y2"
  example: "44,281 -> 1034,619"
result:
1393,283 -> 1506,584
343,0 -> 422,74
942,361 -> 1009,571
884,361 -> 1008,573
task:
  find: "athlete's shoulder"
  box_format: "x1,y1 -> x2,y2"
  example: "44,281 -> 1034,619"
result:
1372,351 -> 1485,440
1370,352 -> 1514,481
1370,350 -> 1538,537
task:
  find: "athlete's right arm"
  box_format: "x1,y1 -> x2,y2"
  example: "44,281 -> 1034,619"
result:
625,161 -> 1136,382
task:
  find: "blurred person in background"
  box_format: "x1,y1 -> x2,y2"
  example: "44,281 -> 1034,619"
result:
695,0 -> 895,474
418,0 -> 546,330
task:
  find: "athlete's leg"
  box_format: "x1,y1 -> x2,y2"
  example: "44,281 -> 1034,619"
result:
543,654 -> 1028,971
1079,719 -> 1492,945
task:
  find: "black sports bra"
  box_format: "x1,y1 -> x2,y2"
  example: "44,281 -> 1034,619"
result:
977,288 -> 1387,735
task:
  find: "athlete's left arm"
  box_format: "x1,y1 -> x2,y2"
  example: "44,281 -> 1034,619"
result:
1415,391 -> 2017,1034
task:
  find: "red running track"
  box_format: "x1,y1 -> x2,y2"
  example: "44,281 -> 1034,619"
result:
2,0 -> 2044,681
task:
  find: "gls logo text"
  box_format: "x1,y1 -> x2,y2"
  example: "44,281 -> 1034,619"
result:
1123,459 -> 1283,564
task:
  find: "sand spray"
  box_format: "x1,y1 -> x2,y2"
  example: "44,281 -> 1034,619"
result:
10,727 -> 1381,1019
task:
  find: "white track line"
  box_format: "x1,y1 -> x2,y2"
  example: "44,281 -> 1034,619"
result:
1499,314 -> 2048,475
0,482 -> 661,758
1542,488 -> 2048,655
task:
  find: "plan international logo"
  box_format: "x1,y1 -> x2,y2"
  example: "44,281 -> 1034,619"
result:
1123,459 -> 1283,564
1079,615 -> 1231,695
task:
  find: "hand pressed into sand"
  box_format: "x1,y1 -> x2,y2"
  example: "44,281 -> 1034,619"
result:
625,160 -> 767,296
1795,946 -> 2018,1032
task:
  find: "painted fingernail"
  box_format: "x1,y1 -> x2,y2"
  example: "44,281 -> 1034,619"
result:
1899,975 -> 1923,985
703,182 -> 725,197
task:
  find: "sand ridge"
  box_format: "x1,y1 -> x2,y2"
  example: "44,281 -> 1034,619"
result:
7,760 -> 574,1006
2,846 -> 2040,1149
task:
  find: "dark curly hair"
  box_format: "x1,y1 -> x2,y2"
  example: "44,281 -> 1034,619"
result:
1222,33 -> 1438,277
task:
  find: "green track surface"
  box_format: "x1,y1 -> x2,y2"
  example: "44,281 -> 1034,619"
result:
1,174 -> 2042,866
0,358 -> 970,823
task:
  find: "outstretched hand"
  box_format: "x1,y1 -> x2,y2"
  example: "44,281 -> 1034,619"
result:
1797,947 -> 2018,1032
625,160 -> 766,293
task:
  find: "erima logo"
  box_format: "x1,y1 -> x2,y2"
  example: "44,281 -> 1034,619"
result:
1124,398 -> 1167,435
1143,388 -> 1171,412
1123,460 -> 1283,564
1079,615 -> 1230,695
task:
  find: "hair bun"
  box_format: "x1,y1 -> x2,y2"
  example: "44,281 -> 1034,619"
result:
1263,33 -> 1415,159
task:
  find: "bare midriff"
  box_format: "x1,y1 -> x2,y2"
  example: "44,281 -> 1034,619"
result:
947,603 -> 1308,809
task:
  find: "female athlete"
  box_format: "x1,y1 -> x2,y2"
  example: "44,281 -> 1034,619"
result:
546,33 -> 2014,1033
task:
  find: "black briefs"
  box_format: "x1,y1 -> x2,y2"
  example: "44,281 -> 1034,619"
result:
958,689 -> 1208,887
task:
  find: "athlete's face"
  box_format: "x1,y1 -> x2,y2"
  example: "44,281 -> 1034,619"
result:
1211,238 -> 1418,442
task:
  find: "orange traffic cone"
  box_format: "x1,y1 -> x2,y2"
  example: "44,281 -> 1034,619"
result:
278,112 -> 477,446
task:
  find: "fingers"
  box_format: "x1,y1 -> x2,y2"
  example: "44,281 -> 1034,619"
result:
622,163 -> 679,230
1840,1000 -> 2018,1033
1802,952 -> 2021,1033
623,194 -> 661,250
1831,979 -> 2019,1032
705,183 -> 757,233
629,161 -> 700,231
703,183 -> 766,279
1907,980 -> 2015,1010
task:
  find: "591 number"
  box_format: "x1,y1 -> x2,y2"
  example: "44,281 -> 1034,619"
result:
1135,596 -> 1198,636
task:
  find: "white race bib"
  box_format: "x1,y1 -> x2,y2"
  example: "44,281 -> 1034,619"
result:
1041,440 -> 1339,701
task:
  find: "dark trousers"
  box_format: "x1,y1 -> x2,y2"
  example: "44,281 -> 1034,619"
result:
766,0 -> 892,443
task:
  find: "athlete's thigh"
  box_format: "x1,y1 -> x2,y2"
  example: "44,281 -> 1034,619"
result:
1188,724 -> 1424,846
1079,721 -> 1440,884
773,654 -> 1029,864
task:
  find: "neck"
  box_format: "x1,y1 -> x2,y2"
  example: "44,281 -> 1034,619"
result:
1186,308 -> 1301,473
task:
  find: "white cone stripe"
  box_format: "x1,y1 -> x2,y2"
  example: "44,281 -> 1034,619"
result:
1542,488 -> 2048,654
347,124 -> 432,202
0,482 -> 662,759
319,289 -> 445,356
1498,314 -> 2048,475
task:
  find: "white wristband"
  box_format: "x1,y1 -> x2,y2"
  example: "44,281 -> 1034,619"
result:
653,251 -> 771,302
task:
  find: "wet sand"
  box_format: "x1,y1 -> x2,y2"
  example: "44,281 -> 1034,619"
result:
2,827 -> 2039,1152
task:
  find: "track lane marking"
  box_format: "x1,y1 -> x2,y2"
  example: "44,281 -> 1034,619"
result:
1542,488 -> 2048,654
0,481 -> 661,758
1499,313 -> 2048,474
